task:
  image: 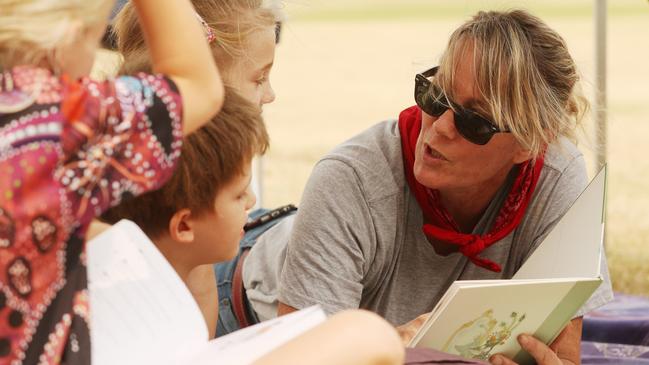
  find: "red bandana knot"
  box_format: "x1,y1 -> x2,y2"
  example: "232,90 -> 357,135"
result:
459,235 -> 486,258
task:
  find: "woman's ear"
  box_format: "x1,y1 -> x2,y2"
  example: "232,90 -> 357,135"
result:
513,147 -> 533,164
168,209 -> 195,244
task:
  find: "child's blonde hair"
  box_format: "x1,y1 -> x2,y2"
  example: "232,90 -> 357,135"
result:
0,0 -> 112,70
114,0 -> 277,75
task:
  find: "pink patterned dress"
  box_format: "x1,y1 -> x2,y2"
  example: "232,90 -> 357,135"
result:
0,66 -> 183,364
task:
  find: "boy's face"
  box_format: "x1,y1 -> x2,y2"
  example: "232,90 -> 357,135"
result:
191,161 -> 256,263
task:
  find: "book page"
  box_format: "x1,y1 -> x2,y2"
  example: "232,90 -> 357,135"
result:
188,305 -> 327,365
513,167 -> 606,280
87,220 -> 208,365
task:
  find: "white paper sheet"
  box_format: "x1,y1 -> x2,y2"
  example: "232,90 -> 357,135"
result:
87,220 -> 208,365
514,167 -> 606,280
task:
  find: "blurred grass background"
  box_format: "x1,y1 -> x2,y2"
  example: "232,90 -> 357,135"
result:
259,0 -> 649,295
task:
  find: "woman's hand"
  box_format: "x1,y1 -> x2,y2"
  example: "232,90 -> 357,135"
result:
489,334 -> 571,365
395,312 -> 430,345
489,318 -> 582,365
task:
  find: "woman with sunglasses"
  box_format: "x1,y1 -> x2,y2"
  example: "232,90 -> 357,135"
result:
260,9 -> 614,365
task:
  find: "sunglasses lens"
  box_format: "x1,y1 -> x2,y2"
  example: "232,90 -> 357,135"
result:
414,75 -> 430,108
454,113 -> 497,145
415,83 -> 447,117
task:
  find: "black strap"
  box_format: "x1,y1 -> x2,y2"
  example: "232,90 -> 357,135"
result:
244,204 -> 297,232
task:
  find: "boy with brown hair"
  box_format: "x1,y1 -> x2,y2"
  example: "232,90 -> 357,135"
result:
101,87 -> 267,338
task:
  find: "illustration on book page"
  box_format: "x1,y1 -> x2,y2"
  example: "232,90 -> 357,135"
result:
442,309 -> 526,360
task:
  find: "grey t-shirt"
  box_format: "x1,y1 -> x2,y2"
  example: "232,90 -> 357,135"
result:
243,214 -> 295,322
252,120 -> 612,325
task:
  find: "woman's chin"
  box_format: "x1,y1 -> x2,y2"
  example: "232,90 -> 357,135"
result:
413,165 -> 443,190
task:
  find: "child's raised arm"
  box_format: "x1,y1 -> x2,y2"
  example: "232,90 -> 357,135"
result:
132,0 -> 224,135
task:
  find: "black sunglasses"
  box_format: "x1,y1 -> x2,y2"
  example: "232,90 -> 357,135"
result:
414,66 -> 508,145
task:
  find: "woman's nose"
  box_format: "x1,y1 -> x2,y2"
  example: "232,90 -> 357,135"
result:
432,108 -> 459,140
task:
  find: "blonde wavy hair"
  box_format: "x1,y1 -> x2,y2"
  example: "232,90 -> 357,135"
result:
114,0 -> 277,75
436,9 -> 589,157
0,0 -> 112,70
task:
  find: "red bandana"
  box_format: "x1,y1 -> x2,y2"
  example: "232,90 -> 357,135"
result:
398,105 -> 545,272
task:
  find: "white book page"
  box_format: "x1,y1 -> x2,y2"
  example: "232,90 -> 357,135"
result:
87,220 -> 208,365
188,306 -> 327,365
514,167 -> 606,280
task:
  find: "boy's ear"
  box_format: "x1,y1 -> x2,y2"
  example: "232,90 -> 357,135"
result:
168,209 -> 195,244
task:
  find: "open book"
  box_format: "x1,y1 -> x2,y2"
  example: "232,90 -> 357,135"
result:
408,167 -> 607,364
87,219 -> 326,365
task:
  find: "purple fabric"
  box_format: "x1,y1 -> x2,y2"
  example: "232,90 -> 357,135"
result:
583,293 -> 649,346
404,348 -> 488,364
581,293 -> 649,364
582,341 -> 649,364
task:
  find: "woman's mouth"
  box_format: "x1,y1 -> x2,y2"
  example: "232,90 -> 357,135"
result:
425,144 -> 449,161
